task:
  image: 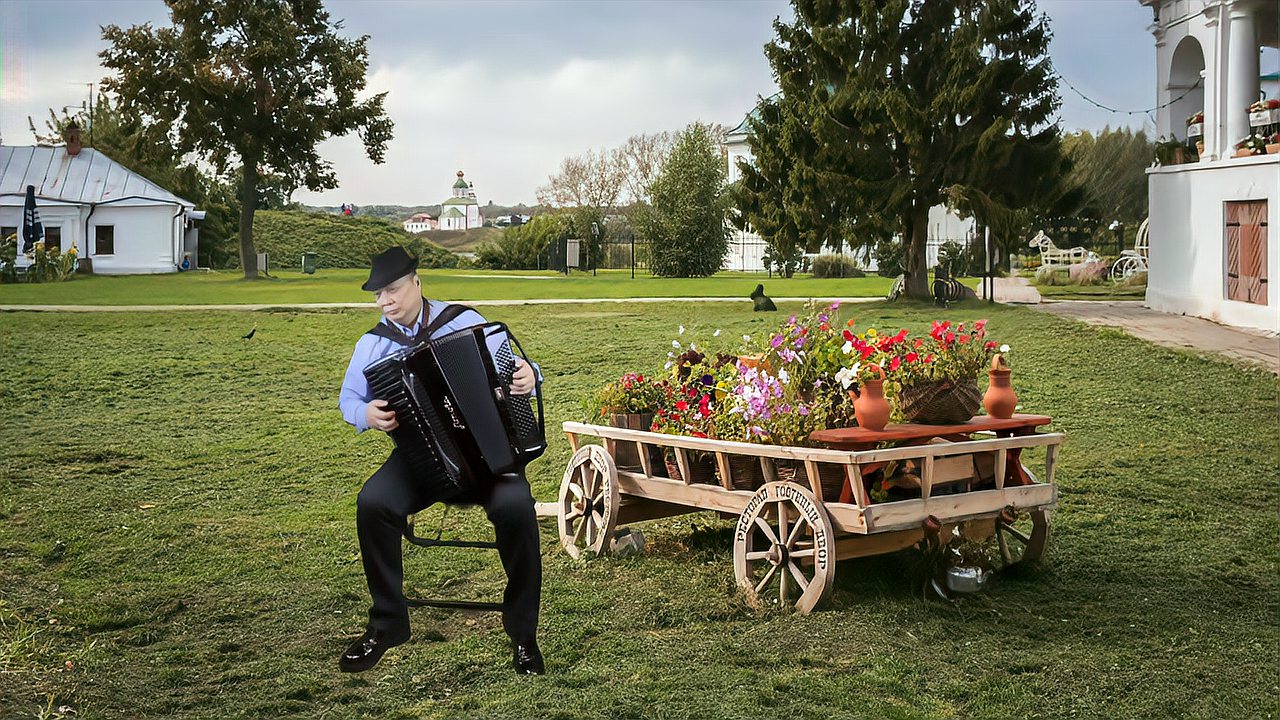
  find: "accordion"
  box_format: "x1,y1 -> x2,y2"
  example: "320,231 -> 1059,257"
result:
363,322 -> 546,499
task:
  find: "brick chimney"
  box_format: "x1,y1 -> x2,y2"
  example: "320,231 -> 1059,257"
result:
65,122 -> 82,156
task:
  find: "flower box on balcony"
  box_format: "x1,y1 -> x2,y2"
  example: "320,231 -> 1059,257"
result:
1186,122 -> 1203,138
1249,108 -> 1279,127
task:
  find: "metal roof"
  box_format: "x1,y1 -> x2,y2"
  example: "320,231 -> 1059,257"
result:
0,145 -> 195,207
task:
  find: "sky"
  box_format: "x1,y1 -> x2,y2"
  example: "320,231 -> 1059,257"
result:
0,0 -> 1243,207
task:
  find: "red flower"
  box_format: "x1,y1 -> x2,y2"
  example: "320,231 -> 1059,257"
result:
895,329 -> 908,342
958,334 -> 970,344
691,431 -> 708,438
843,329 -> 855,341
985,341 -> 997,350
944,332 -> 955,344
675,400 -> 688,411
905,352 -> 919,363
914,338 -> 925,349
889,356 -> 901,371
923,354 -> 935,363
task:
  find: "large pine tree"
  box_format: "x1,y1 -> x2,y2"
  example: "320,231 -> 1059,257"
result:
736,0 -> 1063,297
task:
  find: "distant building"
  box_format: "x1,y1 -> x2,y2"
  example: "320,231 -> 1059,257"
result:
439,171 -> 482,230
403,212 -> 437,233
0,143 -> 203,274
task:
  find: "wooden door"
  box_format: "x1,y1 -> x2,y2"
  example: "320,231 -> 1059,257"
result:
1225,201 -> 1268,305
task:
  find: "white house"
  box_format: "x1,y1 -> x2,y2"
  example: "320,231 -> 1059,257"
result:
723,102 -> 974,273
438,171 -> 482,231
1141,0 -> 1279,333
0,142 -> 202,274
402,212 -> 437,233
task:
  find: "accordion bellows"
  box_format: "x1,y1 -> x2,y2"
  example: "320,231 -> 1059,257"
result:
363,323 -> 546,499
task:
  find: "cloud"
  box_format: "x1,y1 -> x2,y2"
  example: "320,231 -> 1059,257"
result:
295,50 -> 766,206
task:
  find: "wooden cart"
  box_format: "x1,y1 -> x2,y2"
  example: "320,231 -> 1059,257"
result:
554,415 -> 1062,613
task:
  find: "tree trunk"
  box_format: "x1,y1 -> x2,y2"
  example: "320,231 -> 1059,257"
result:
903,204 -> 930,299
239,160 -> 260,280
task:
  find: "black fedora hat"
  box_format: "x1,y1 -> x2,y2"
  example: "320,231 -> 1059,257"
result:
362,246 -> 418,291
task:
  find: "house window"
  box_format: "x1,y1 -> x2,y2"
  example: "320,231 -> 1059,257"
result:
43,226 -> 61,252
1,227 -> 15,243
1225,200 -> 1268,306
95,225 -> 115,255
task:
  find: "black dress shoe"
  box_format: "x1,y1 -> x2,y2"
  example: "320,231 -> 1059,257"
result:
512,638 -> 545,675
339,626 -> 409,673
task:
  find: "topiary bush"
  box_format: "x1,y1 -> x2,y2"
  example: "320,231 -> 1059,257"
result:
810,253 -> 865,278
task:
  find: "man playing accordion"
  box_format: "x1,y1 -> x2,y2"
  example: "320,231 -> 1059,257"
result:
338,246 -> 545,675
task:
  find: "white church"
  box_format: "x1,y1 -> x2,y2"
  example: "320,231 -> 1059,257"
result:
438,171 -> 482,231
1142,0 -> 1278,333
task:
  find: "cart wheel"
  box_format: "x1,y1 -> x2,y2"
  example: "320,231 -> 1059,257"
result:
558,445 -> 619,559
996,466 -> 1050,566
733,482 -> 835,614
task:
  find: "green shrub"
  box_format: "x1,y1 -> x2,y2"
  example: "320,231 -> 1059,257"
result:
810,254 -> 865,278
474,215 -> 568,270
252,210 -> 457,270
873,238 -> 904,278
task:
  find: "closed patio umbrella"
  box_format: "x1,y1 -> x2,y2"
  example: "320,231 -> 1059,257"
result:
21,185 -> 43,254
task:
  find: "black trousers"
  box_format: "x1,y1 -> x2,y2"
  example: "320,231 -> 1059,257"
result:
356,449 -> 541,642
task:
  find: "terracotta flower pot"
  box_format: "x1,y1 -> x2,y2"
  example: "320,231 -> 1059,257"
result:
982,354 -> 1018,419
851,366 -> 891,432
1267,143 -> 1280,155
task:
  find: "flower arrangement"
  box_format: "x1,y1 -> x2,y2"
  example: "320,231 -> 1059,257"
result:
757,301 -> 857,427
1186,111 -> 1203,126
1247,99 -> 1280,113
589,372 -> 667,420
1235,134 -> 1268,155
840,320 -> 1005,424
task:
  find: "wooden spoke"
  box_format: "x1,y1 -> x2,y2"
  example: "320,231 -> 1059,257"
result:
786,562 -> 810,592
559,445 -> 619,559
734,482 -> 835,614
753,516 -> 780,546
754,564 -> 780,594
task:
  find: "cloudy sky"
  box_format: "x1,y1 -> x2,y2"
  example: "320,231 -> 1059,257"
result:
0,0 -> 1208,207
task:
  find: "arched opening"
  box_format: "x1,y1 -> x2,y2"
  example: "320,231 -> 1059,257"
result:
1169,36 -> 1205,142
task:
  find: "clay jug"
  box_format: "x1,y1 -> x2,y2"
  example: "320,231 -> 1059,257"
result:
851,366 -> 891,432
983,354 -> 1017,419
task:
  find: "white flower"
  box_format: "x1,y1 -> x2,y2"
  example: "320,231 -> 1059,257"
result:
1000,344 -> 1010,353
743,334 -> 751,343
679,325 -> 686,335
690,342 -> 698,351
667,351 -> 675,358
835,366 -> 856,389
672,340 -> 681,349
713,329 -> 721,337
664,361 -> 673,369
842,340 -> 853,355
778,368 -> 790,384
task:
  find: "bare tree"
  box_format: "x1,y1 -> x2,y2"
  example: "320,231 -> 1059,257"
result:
536,148 -> 624,211
614,131 -> 675,206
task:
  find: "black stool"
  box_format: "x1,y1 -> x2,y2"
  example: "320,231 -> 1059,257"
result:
403,507 -> 504,612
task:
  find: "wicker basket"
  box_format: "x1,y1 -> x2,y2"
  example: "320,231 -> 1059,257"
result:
773,459 -> 846,500
725,455 -> 765,491
896,378 -> 982,424
664,451 -> 718,485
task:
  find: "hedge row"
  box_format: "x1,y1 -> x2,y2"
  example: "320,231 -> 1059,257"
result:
251,210 -> 457,270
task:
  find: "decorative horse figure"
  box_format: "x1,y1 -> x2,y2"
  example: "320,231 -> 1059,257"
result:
1029,231 -> 1088,267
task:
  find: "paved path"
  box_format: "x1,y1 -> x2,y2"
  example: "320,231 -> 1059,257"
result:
0,296 -> 883,313
1032,300 -> 1279,374
978,276 -> 1042,304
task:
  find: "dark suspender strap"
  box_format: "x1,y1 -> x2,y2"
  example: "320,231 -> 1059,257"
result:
364,300 -> 479,345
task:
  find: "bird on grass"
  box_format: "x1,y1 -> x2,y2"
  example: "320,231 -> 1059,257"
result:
242,326 -> 257,340
750,283 -> 777,312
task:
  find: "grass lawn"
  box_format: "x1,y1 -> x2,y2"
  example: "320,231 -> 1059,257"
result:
1,300 -> 1275,719
0,269 -> 921,306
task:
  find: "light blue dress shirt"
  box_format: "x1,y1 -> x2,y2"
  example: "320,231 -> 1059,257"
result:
339,300 -> 540,433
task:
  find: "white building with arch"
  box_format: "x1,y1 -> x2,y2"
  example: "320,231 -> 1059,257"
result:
1142,0 -> 1279,333
438,171 -> 482,231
